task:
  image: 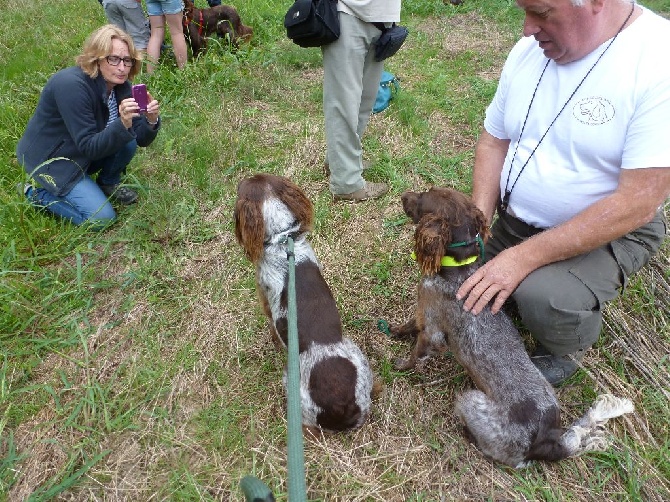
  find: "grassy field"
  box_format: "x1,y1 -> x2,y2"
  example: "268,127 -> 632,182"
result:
1,0 -> 669,500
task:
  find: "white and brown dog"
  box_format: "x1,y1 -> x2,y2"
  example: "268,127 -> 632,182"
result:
234,173 -> 375,433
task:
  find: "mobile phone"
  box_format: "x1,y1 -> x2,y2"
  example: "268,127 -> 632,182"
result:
132,84 -> 148,113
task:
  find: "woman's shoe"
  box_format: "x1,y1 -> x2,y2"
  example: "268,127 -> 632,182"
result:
98,183 -> 138,205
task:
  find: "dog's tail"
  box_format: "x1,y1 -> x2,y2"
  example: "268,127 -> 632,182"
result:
558,393 -> 635,456
460,391 -> 634,468
527,393 -> 634,464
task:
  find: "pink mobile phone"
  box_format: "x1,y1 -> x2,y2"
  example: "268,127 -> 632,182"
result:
132,84 -> 148,113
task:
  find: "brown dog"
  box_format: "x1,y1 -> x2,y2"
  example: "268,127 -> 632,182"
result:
183,0 -> 253,57
390,187 -> 634,467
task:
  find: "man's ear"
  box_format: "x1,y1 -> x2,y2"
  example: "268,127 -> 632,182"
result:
590,0 -> 606,15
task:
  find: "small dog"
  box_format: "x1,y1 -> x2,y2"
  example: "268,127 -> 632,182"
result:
183,0 -> 253,57
391,187 -> 634,468
234,174 -> 375,434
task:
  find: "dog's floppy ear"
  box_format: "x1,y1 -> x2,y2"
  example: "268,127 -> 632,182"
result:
414,214 -> 450,276
470,204 -> 491,242
234,196 -> 265,264
274,179 -> 314,233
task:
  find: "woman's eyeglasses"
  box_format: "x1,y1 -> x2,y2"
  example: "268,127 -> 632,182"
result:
105,55 -> 136,67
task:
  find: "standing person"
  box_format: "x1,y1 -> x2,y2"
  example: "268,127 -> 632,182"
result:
456,0 -> 670,385
101,0 -> 151,53
322,1 -> 402,202
16,24 -> 161,230
145,0 -> 188,73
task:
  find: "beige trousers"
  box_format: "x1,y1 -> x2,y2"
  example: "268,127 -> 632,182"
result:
322,13 -> 384,195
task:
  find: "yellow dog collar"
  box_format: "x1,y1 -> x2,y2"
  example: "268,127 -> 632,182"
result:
410,252 -> 478,267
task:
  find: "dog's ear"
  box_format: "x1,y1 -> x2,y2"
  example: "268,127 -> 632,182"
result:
414,215 -> 450,276
471,204 -> 491,242
275,180 -> 314,233
234,197 -> 265,264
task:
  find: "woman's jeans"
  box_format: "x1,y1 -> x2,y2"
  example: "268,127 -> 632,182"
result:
27,140 -> 137,229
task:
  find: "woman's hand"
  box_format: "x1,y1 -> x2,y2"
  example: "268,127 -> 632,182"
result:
145,91 -> 160,126
118,97 -> 139,129
119,92 -> 160,128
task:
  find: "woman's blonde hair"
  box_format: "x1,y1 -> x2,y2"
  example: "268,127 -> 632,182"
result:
76,24 -> 142,80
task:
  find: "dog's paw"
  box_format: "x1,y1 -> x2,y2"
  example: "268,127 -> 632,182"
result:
389,324 -> 418,340
371,378 -> 384,399
388,325 -> 403,338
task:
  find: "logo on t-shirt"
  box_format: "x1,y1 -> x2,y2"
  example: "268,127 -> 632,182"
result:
573,97 -> 614,125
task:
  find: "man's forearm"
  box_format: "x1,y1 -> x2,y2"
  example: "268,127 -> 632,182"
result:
472,130 -> 509,225
457,167 -> 669,315
513,167 -> 670,271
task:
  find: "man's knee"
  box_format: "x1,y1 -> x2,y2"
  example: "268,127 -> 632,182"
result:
513,267 -> 602,356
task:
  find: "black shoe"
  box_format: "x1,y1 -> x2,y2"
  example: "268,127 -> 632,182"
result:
531,347 -> 585,386
98,183 -> 138,205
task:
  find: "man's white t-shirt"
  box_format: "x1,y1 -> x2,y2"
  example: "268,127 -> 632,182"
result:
484,7 -> 670,229
338,0 -> 401,23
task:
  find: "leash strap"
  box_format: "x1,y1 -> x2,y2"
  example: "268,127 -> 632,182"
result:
285,236 -> 307,501
239,476 -> 274,502
239,236 -> 308,501
182,9 -> 205,38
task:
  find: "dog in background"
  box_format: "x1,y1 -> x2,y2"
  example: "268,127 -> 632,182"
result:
183,0 -> 253,57
391,187 -> 634,468
234,174 -> 376,434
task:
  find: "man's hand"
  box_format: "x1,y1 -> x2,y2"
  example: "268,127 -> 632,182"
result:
456,246 -> 532,314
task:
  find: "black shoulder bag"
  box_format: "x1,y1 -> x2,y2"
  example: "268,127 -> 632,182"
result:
284,0 -> 340,48
372,23 -> 409,62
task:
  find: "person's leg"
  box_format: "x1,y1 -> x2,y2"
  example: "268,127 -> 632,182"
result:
102,1 -> 126,31
27,177 -> 116,229
323,14 -> 385,198
164,5 -> 188,69
118,0 -> 151,51
90,140 -> 139,204
358,44 -> 385,138
487,211 -> 666,384
92,140 -> 137,186
516,246 -> 630,385
146,6 -> 166,73
514,251 -> 617,357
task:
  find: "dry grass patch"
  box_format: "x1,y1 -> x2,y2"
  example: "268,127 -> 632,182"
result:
419,11 -> 517,58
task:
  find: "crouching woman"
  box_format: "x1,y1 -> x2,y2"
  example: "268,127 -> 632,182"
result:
16,24 -> 161,230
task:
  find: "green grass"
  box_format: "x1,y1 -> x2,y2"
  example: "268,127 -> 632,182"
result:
1,0 -> 669,500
